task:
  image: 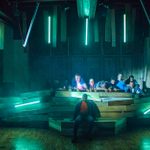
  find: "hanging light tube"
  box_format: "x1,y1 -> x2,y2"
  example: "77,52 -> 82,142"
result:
23,3 -> 40,47
48,16 -> 51,44
85,18 -> 89,46
123,14 -> 126,43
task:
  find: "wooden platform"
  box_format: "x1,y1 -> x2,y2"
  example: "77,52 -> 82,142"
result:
55,91 -> 132,100
0,89 -> 150,136
49,117 -> 127,136
49,96 -> 135,119
0,90 -> 52,124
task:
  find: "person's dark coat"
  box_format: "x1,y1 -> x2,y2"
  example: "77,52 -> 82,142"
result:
73,100 -> 100,120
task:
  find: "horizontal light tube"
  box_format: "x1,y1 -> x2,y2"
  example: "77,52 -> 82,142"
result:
15,100 -> 40,108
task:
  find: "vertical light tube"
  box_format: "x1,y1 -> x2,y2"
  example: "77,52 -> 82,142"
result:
85,18 -> 88,46
123,14 -> 126,43
48,16 -> 51,44
52,6 -> 57,47
0,21 -> 4,49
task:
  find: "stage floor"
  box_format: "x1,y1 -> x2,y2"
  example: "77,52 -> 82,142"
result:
0,127 -> 149,150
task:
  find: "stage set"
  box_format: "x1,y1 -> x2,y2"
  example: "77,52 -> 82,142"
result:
0,0 -> 150,148
0,89 -> 150,137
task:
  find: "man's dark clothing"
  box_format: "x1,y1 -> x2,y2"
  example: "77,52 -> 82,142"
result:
72,100 -> 100,141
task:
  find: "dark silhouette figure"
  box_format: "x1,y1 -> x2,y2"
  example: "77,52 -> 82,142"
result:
72,94 -> 100,143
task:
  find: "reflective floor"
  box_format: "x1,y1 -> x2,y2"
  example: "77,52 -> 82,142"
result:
0,127 -> 150,150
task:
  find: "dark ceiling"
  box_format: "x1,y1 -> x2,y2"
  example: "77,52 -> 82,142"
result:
0,0 -> 149,24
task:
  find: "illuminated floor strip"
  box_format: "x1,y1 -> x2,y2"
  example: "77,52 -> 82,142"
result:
144,109 -> 150,115
15,101 -> 40,108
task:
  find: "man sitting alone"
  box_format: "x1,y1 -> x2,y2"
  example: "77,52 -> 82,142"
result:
72,94 -> 100,143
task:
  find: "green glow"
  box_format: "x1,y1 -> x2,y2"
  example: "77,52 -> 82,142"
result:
123,14 -> 126,43
83,0 -> 90,17
94,19 -> 99,42
52,6 -> 57,47
0,21 -> 4,49
141,139 -> 150,150
14,138 -> 43,150
48,16 -> 51,44
23,3 -> 40,47
85,18 -> 88,46
77,0 -> 97,18
144,109 -> 150,115
15,100 -> 40,108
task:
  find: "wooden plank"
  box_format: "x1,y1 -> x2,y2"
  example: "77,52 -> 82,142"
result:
49,118 -> 61,131
0,97 -> 22,104
134,97 -> 150,104
115,118 -> 126,134
55,91 -> 132,99
108,100 -> 134,106
101,112 -> 134,118
48,117 -> 127,136
100,105 -> 136,112
3,114 -> 48,122
99,106 -> 127,112
20,89 -> 52,98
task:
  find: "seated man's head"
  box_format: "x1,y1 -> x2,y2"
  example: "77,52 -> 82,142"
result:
101,81 -> 106,88
110,78 -> 115,85
82,94 -> 88,101
89,78 -> 94,86
117,73 -> 123,81
129,75 -> 134,81
129,81 -> 134,88
75,74 -> 81,82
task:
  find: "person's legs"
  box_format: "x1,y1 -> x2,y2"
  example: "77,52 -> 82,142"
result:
86,115 -> 94,140
72,115 -> 82,142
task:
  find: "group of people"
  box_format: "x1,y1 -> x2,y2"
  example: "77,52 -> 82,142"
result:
71,74 -> 144,143
71,73 -> 144,95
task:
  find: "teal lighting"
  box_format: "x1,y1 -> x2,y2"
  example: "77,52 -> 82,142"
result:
15,100 -> 40,108
123,14 -> 126,43
48,16 -> 51,44
0,22 -> 4,49
85,18 -> 89,46
77,0 -> 97,19
84,0 -> 90,17
23,3 -> 40,47
144,109 -> 150,115
14,138 -> 43,150
52,6 -> 57,47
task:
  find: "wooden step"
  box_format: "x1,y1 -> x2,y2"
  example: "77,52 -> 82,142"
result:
56,91 -> 132,99
49,117 -> 126,136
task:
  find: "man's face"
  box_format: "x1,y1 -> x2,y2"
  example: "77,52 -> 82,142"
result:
90,80 -> 94,86
130,77 -> 134,81
82,94 -> 87,101
75,75 -> 81,82
118,74 -> 122,80
111,79 -> 115,84
129,82 -> 134,87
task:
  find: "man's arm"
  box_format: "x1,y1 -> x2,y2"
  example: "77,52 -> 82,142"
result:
72,102 -> 80,120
